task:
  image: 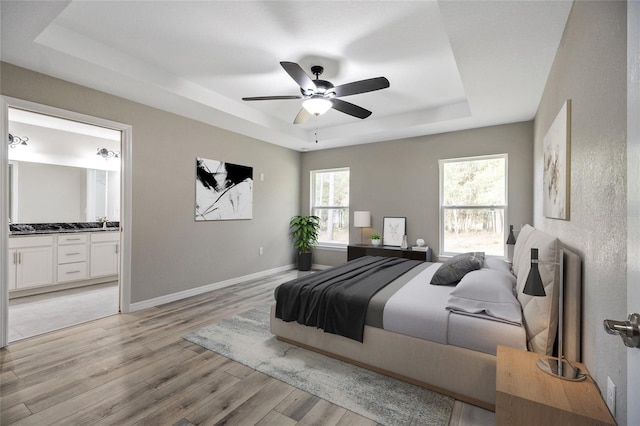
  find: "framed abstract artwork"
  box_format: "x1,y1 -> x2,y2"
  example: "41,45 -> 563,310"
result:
543,100 -> 571,220
383,217 -> 406,246
195,157 -> 253,221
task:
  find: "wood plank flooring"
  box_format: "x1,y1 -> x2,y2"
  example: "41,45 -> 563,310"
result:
0,270 -> 492,426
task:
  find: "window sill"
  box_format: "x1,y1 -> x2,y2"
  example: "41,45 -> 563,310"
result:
315,244 -> 347,252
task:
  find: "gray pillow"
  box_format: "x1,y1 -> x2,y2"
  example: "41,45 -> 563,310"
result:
430,252 -> 485,285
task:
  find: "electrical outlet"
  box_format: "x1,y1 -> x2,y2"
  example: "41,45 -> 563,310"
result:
606,376 -> 616,416
259,247 -> 264,255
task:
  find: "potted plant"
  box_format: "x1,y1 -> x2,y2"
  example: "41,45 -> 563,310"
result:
370,232 -> 382,246
289,215 -> 320,271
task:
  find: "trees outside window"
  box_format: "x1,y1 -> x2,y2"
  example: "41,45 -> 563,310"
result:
311,168 -> 350,247
439,155 -> 508,256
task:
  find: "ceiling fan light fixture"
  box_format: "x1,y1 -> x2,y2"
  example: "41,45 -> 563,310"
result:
303,98 -> 332,116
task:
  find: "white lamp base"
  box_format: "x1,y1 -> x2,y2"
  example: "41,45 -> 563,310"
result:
536,358 -> 586,381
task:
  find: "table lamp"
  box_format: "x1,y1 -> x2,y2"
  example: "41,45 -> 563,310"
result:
523,248 -> 586,381
353,211 -> 371,245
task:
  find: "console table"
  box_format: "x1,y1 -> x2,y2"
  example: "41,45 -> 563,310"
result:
347,244 -> 432,262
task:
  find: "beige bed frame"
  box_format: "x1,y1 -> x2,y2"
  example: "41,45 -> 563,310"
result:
270,247 -> 581,411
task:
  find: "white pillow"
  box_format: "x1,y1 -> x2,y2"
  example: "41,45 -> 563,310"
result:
446,269 -> 522,325
484,257 -> 513,275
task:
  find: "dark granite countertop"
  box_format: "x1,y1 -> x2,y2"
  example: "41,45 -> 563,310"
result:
9,222 -> 120,236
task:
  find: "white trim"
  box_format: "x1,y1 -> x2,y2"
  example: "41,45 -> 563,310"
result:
0,97 -> 133,347
438,154 -> 509,257
128,264 -> 295,312
0,98 -> 9,347
315,244 -> 348,252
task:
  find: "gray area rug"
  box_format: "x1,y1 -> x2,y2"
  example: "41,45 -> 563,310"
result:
184,305 -> 454,425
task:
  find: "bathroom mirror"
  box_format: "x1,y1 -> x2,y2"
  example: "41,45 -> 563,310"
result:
8,160 -> 120,224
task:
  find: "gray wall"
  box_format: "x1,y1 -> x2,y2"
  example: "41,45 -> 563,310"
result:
301,122 -> 534,267
533,2 -> 628,424
1,62 -> 301,303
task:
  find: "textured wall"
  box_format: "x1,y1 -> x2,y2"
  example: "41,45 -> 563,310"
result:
302,121 -> 534,267
1,62 -> 301,303
533,2 -> 628,423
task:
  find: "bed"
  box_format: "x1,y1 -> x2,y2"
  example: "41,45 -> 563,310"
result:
270,225 -> 581,410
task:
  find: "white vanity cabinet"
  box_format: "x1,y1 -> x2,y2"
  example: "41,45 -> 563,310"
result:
8,230 -> 119,296
8,235 -> 55,289
56,234 -> 89,283
90,232 -> 119,278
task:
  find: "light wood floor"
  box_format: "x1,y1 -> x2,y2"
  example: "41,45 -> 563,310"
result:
0,270 -> 493,426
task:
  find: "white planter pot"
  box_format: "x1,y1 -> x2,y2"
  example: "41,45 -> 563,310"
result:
371,239 -> 381,246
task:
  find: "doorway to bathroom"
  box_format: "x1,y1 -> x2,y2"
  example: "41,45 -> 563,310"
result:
1,99 -> 131,344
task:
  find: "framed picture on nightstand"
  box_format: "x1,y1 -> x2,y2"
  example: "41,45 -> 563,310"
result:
383,217 -> 406,246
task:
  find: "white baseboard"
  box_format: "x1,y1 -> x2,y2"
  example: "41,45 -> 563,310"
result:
129,264 -> 295,312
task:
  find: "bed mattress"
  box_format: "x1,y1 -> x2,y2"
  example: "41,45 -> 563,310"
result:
276,258 -> 527,355
380,262 -> 526,355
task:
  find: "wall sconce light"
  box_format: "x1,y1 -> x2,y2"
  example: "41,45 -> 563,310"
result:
97,147 -> 119,159
524,248 -> 585,381
8,134 -> 28,148
505,225 -> 516,261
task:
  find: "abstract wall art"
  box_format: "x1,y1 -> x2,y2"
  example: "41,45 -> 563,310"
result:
543,100 -> 571,220
195,157 -> 253,221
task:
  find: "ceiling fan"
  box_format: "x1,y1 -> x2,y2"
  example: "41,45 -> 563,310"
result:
242,61 -> 390,124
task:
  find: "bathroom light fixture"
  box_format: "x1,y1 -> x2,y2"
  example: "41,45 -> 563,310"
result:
8,134 -> 28,148
303,97 -> 332,116
97,147 -> 119,159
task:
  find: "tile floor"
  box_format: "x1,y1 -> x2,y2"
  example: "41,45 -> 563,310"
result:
8,281 -> 119,342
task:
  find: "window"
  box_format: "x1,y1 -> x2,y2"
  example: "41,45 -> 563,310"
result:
311,168 -> 350,247
439,154 -> 508,257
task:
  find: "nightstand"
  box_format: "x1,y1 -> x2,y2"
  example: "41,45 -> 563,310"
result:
496,345 -> 616,425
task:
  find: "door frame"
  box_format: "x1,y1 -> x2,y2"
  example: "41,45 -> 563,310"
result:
0,96 -> 132,348
627,2 -> 640,424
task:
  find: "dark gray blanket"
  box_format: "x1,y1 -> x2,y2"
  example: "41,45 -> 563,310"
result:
275,256 -> 422,342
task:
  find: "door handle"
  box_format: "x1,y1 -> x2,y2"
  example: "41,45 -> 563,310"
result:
604,313 -> 640,348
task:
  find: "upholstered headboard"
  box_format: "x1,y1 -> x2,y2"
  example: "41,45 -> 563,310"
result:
512,225 -> 582,361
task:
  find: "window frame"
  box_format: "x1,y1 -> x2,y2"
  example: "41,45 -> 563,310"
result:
438,154 -> 509,257
310,167 -> 350,250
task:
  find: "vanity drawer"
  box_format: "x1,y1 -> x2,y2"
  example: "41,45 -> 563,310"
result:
57,244 -> 88,264
57,262 -> 88,282
58,234 -> 88,245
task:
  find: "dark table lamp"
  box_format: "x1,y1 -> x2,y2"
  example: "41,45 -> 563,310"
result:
523,248 -> 586,381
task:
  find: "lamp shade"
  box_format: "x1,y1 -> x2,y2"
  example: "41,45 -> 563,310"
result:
353,211 -> 371,228
506,225 -> 516,245
303,98 -> 332,116
523,248 -> 546,296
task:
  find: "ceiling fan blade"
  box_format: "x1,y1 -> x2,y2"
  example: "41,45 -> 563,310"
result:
242,95 -> 302,101
280,61 -> 316,93
333,77 -> 390,97
331,99 -> 372,119
293,107 -> 312,124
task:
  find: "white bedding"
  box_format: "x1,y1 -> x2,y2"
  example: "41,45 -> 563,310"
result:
448,312 -> 526,355
382,262 -> 526,354
383,263 -> 452,344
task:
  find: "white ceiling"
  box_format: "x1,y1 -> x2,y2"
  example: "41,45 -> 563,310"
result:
0,1 -> 573,152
